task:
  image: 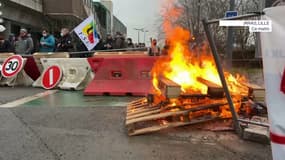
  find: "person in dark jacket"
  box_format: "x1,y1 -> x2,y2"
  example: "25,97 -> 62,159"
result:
103,34 -> 114,50
127,38 -> 134,48
8,34 -> 16,52
39,29 -> 55,52
113,32 -> 126,49
0,35 -> 13,53
56,28 -> 73,52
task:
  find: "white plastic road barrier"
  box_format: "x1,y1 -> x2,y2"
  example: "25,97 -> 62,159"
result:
33,52 -> 69,73
33,58 -> 94,90
260,6 -> 285,160
0,53 -> 14,58
0,55 -> 33,86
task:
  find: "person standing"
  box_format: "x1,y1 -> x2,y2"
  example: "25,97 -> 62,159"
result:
39,29 -> 55,52
127,38 -> 134,48
149,39 -> 160,56
8,34 -> 16,52
161,39 -> 170,56
113,32 -> 126,49
0,35 -> 13,53
56,28 -> 74,52
15,28 -> 34,55
103,34 -> 114,50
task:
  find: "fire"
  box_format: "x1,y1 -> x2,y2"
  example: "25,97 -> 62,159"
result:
152,29 -> 247,95
152,0 -> 248,96
148,0 -> 251,122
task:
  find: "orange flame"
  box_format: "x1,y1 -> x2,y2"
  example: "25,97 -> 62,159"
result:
152,1 -> 248,96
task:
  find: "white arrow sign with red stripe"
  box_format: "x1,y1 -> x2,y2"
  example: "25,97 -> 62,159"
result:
41,65 -> 62,90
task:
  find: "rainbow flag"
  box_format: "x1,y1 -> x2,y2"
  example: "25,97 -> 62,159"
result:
74,16 -> 100,51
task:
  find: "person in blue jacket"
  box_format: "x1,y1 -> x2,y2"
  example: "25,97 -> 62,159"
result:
39,29 -> 55,52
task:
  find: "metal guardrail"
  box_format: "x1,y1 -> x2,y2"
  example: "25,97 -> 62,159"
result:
69,47 -> 148,55
206,12 -> 263,24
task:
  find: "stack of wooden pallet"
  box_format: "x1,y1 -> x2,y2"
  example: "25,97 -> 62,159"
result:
125,77 -> 265,136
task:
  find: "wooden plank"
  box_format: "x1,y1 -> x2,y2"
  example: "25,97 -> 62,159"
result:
125,102 -> 227,126
252,89 -> 265,102
128,102 -> 147,108
197,77 -> 222,88
127,106 -> 160,116
180,94 -> 208,99
244,83 -> 265,102
128,103 -> 149,110
128,116 -> 219,136
127,108 -> 162,120
197,77 -> 224,98
243,82 -> 263,89
158,77 -> 181,98
128,100 -> 212,117
129,98 -> 147,105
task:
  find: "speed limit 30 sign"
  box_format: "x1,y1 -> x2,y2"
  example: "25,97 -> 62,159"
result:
1,55 -> 24,78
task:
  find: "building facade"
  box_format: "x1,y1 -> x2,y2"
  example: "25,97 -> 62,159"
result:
93,0 -> 127,38
113,16 -> 127,36
1,0 -> 126,40
1,0 -> 49,38
10,0 -> 43,12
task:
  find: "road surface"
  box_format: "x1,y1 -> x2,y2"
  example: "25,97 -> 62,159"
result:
0,87 -> 272,160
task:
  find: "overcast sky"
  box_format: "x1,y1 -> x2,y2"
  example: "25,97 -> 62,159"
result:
112,0 -> 162,45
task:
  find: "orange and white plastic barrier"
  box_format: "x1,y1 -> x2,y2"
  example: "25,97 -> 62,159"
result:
260,6 -> 285,160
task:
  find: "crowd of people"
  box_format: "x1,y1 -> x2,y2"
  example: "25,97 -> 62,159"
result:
0,28 -> 167,56
98,32 -> 165,56
0,28 -> 74,54
97,31 -> 147,50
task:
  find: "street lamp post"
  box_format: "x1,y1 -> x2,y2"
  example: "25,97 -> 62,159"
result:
134,28 -> 144,44
225,0 -> 235,69
143,30 -> 149,44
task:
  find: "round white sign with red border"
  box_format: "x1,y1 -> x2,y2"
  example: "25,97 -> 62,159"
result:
41,65 -> 63,90
1,55 -> 24,78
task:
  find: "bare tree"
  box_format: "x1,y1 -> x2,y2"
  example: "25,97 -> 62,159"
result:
157,0 -> 262,55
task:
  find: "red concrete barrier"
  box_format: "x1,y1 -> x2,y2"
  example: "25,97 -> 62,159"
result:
23,56 -> 41,81
84,55 -> 157,96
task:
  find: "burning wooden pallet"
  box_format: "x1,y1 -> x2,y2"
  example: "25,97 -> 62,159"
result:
245,83 -> 266,102
126,98 -> 233,136
125,77 -> 258,136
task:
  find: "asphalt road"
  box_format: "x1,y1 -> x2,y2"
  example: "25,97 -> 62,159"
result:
0,87 -> 45,104
0,87 -> 273,160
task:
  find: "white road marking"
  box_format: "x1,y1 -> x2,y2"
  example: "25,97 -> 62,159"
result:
0,90 -> 58,108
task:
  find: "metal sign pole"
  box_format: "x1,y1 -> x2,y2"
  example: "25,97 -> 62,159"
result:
225,0 -> 236,69
202,19 -> 241,135
201,12 -> 262,135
